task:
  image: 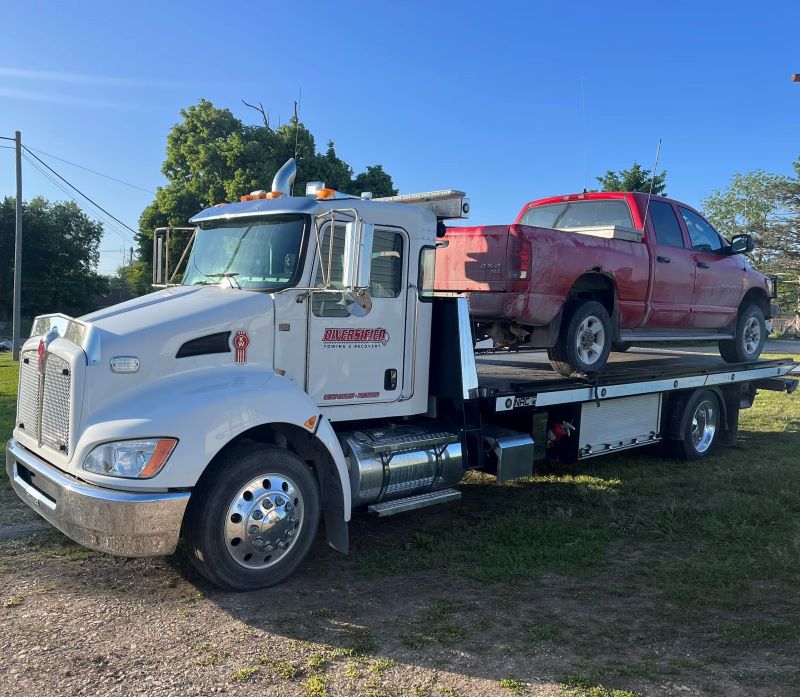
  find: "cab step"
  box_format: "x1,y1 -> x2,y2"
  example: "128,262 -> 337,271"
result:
368,489 -> 461,517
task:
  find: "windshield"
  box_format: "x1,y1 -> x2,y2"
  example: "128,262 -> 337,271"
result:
182,215 -> 307,290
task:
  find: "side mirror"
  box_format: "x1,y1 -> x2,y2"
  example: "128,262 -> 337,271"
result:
342,221 -> 374,289
730,233 -> 754,255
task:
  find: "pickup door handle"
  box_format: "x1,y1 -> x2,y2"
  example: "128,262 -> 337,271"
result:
656,255 -> 671,263
696,261 -> 710,269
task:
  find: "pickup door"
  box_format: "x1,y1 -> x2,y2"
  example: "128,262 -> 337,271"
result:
645,200 -> 696,328
677,206 -> 742,329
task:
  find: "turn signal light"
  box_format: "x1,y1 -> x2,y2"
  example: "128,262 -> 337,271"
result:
315,188 -> 337,200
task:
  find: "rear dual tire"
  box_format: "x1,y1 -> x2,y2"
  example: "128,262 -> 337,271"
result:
665,388 -> 722,460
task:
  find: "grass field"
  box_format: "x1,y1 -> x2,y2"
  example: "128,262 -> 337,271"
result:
1,352 -> 799,695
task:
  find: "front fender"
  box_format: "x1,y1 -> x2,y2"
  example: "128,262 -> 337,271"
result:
72,367 -> 351,520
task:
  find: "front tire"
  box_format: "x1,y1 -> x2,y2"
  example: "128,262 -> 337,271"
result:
548,300 -> 612,376
183,444 -> 320,591
719,304 -> 767,363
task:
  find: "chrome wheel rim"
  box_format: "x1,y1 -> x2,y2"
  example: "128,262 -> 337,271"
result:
224,473 -> 304,569
742,316 -> 761,355
575,315 -> 606,366
690,400 -> 717,453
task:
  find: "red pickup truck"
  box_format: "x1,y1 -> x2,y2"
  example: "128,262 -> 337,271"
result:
435,192 -> 777,376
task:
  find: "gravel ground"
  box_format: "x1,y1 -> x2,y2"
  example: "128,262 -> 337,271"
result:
0,520 -> 574,697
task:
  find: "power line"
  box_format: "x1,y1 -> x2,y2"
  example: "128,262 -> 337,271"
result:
22,145 -> 140,241
26,145 -> 156,195
22,151 -> 136,246
23,154 -> 136,247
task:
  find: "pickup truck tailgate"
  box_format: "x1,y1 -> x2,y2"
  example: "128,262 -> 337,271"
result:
435,225 -> 509,291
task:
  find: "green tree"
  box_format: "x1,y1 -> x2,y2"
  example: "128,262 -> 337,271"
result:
0,197 -> 109,323
137,100 -> 398,284
703,161 -> 800,311
596,162 -> 667,195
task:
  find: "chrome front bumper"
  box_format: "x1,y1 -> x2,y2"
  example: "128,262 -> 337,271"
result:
5,438 -> 190,557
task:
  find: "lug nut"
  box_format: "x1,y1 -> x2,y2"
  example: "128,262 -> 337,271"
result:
252,509 -> 264,520
275,497 -> 285,507
252,537 -> 265,548
262,499 -> 273,510
264,543 -> 275,552
277,541 -> 287,550
248,525 -> 260,535
286,529 -> 294,538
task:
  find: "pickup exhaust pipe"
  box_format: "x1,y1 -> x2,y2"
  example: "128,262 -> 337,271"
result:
272,158 -> 297,196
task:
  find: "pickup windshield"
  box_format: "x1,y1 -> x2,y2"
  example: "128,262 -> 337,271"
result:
520,200 -> 634,230
182,215 -> 307,290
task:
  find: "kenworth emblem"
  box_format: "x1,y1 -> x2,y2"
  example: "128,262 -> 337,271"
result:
37,327 -> 60,372
233,330 -> 250,364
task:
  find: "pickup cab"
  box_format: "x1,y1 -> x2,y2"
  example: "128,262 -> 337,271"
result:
435,192 -> 778,375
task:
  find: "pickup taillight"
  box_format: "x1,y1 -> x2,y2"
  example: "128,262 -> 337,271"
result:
508,235 -> 532,292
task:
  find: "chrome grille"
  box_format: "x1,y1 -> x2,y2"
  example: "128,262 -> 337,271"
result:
15,350 -> 73,456
17,350 -> 41,438
41,354 -> 71,454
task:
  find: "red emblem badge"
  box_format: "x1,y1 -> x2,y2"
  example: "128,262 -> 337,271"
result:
233,330 -> 250,364
37,339 -> 45,373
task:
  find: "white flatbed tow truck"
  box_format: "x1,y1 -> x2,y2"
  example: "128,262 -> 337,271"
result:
6,159 -> 798,590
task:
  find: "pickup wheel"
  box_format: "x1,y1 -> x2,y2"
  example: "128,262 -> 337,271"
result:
547,300 -> 612,376
183,444 -> 320,591
666,389 -> 721,460
719,304 -> 767,363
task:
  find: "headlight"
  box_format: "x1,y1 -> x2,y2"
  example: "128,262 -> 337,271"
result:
83,439 -> 177,478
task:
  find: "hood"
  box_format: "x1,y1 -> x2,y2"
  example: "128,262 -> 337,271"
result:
77,285 -> 276,418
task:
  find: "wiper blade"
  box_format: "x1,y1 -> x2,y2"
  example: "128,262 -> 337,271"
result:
206,272 -> 241,289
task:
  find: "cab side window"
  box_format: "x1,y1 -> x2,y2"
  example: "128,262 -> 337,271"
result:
369,230 -> 404,298
648,201 -> 685,248
313,224 -> 348,317
679,207 -> 724,253
312,226 -> 404,316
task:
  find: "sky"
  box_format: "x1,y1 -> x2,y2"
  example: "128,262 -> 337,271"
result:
1,0 -> 798,275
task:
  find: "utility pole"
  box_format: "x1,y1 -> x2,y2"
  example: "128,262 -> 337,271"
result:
12,131 -> 22,361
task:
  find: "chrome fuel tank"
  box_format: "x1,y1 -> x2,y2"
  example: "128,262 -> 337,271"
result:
339,423 -> 464,507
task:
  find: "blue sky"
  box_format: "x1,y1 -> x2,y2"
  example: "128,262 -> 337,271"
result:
1,0 -> 798,275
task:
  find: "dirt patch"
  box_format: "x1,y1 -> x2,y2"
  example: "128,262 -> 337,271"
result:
1,503 -> 798,697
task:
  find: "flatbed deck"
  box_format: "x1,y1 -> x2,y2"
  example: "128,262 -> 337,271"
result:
476,348 -> 799,411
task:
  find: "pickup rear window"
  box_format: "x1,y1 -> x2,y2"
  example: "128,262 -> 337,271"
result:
520,199 -> 634,230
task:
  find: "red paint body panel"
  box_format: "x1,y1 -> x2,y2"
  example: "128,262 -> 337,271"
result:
435,192 -> 773,334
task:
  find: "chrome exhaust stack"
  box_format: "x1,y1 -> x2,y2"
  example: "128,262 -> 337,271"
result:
272,158 -> 297,196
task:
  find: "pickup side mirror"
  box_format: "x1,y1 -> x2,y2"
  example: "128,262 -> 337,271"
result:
342,221 -> 374,289
730,233 -> 754,255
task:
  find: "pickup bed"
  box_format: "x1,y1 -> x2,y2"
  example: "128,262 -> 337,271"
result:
435,191 -> 777,375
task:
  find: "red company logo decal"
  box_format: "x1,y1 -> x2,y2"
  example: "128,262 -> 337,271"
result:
233,330 -> 250,364
322,327 -> 389,349
37,339 -> 45,373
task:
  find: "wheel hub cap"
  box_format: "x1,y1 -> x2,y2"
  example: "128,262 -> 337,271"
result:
742,316 -> 761,355
690,400 -> 717,453
224,474 -> 304,569
575,315 -> 606,365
